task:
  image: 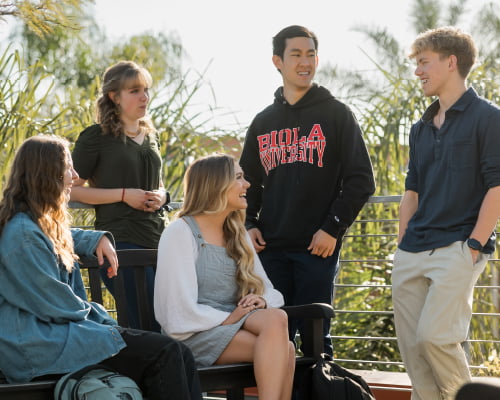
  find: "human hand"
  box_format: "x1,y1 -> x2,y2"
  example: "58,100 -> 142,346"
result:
95,236 -> 119,278
238,293 -> 266,309
307,229 -> 337,258
248,228 -> 266,252
221,304 -> 256,325
122,188 -> 153,212
143,190 -> 166,212
469,248 -> 479,264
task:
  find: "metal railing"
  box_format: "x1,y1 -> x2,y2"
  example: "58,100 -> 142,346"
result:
70,196 -> 500,375
331,196 -> 500,375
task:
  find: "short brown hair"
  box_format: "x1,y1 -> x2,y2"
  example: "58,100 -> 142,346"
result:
409,26 -> 477,78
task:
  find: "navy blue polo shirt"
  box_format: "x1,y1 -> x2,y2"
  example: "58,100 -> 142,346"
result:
400,87 -> 500,253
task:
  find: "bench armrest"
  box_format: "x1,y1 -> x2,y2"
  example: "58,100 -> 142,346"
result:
79,250 -> 158,331
282,303 -> 334,319
282,303 -> 334,360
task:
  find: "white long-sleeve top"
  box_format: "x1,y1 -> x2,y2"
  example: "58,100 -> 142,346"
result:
154,218 -> 284,340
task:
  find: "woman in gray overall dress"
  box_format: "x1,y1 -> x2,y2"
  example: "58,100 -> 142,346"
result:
154,154 -> 296,400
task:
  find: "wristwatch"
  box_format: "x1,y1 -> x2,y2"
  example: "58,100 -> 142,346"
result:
466,238 -> 483,252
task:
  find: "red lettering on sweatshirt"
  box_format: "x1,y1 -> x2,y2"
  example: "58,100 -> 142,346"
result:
257,124 -> 326,174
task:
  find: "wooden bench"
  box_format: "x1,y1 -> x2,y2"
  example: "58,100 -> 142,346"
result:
0,248 -> 334,399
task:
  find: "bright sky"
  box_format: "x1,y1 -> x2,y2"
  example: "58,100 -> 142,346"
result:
93,0 -> 416,128
4,0 -> 491,130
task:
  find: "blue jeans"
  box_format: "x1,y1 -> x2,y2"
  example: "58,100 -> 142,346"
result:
259,249 -> 339,356
100,241 -> 160,332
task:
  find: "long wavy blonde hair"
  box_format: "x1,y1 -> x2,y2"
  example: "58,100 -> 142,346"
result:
179,154 -> 264,297
96,60 -> 156,140
0,135 -> 77,271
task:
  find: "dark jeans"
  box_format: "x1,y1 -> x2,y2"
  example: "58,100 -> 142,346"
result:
100,241 -> 161,332
102,327 -> 202,400
259,248 -> 339,356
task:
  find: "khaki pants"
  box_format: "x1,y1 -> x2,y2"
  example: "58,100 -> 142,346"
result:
392,241 -> 489,400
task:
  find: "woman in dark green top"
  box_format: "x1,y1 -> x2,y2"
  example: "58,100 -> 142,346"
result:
71,61 -> 168,331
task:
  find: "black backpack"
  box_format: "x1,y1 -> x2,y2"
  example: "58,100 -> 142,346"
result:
299,353 -> 375,400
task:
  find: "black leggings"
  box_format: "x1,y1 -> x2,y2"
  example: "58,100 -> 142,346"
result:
101,327 -> 202,400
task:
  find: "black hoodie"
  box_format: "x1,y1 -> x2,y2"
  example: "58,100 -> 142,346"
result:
240,84 -> 375,250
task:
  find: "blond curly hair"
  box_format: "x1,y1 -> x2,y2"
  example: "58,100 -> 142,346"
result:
179,154 -> 265,297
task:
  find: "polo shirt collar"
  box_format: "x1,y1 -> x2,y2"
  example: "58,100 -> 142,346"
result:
421,87 -> 478,124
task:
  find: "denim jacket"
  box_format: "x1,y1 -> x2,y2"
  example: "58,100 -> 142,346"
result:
0,212 -> 126,383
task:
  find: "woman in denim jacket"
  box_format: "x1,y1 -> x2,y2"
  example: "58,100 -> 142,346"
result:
0,135 -> 201,400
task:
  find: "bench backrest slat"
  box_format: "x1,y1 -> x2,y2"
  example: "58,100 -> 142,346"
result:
79,249 -> 158,331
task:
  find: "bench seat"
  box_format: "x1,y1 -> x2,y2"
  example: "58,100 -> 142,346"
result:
0,249 -> 334,400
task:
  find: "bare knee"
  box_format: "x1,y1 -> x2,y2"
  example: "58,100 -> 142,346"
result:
245,308 -> 289,340
263,308 -> 288,333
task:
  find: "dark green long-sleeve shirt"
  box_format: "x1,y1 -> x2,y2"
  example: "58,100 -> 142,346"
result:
72,124 -> 167,248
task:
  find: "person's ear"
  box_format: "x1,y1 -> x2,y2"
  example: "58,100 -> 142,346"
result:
108,91 -> 119,104
448,55 -> 457,70
272,55 -> 283,72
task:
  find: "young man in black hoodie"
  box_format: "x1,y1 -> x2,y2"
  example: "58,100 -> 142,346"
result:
240,25 -> 375,355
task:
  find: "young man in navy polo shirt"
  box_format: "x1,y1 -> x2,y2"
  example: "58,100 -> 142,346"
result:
393,27 -> 500,400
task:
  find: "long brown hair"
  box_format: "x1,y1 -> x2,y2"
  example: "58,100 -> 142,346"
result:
0,135 -> 77,271
179,154 -> 264,297
96,60 -> 155,140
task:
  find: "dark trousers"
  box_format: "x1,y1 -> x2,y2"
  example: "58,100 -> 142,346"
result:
100,241 -> 161,332
259,248 -> 339,356
102,327 -> 202,400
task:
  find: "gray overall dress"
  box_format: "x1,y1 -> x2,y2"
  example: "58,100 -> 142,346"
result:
182,216 -> 252,366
